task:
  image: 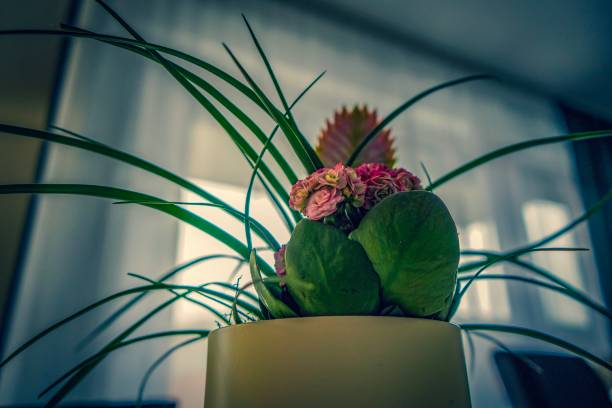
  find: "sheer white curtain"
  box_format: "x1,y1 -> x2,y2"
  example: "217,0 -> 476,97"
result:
1,0 -> 607,407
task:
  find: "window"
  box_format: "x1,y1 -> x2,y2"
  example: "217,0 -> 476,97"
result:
522,199 -> 588,327
457,221 -> 510,321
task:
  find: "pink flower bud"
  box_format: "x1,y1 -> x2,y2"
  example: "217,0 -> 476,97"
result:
303,186 -> 344,220
274,245 -> 287,277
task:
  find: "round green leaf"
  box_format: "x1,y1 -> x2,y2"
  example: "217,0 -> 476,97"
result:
285,219 -> 380,316
350,191 -> 459,316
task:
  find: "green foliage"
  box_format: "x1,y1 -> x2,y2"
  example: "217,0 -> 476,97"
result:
0,124 -> 281,249
249,251 -> 298,318
447,247 -> 588,320
285,220 -> 380,316
136,336 -> 206,407
1,2 -> 612,404
461,324 -> 612,371
345,75 -> 491,166
350,191 -> 459,316
0,183 -> 275,276
428,130 -> 612,190
458,273 -> 611,320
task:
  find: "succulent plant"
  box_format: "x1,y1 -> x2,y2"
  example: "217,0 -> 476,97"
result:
316,105 -> 396,167
350,191 -> 460,317
284,219 -> 381,316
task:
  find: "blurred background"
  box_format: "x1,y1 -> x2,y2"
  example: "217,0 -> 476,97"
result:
0,0 -> 611,407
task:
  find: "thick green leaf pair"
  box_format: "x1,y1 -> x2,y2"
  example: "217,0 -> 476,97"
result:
283,191 -> 460,317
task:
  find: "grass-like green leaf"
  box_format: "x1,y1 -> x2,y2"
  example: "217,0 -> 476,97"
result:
429,130 -> 612,190
244,129 -> 281,252
114,200 -> 280,250
0,28 -> 323,172
0,184 -> 275,277
126,275 -> 261,319
79,254 -> 243,348
210,281 -> 259,304
64,22 -> 301,190
346,74 -> 491,166
127,272 -> 232,324
45,21 -> 295,212
136,335 -> 205,407
222,43 -> 323,172
470,331 -> 543,374
459,186 -> 612,274
0,29 -> 265,108
447,247 -> 587,320
249,250 -> 298,319
43,278 -> 225,405
518,188 -> 612,251
458,273 -> 611,320
231,277 -> 244,325
460,324 -> 612,371
462,329 -> 476,375
243,70 -> 326,252
471,254 -> 610,319
122,38 -> 293,208
128,272 -> 256,322
39,329 -> 210,403
87,2 -> 299,219
0,283 -> 231,370
241,14 -> 298,130
0,124 -> 281,249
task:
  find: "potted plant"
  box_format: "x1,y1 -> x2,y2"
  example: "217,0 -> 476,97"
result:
0,2 -> 610,407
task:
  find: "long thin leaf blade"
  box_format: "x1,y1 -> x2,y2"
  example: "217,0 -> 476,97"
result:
80,254 -> 243,347
470,331 -> 543,374
241,14 -> 297,128
223,43 -> 323,172
0,29 -> 265,108
460,324 -> 612,371
429,130 -> 612,190
448,247 -> 587,320
346,74 -> 491,166
91,1 -> 296,218
459,186 -> 612,275
0,283 -> 222,369
63,22 -> 301,188
0,124 -> 279,248
136,336 -> 205,407
458,273 -> 611,320
0,184 -> 275,276
0,28 -> 297,214
126,273 -> 234,324
40,330 -> 210,402
44,280 -> 216,405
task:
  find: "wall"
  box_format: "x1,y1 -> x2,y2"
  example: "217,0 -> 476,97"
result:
0,0 -> 71,342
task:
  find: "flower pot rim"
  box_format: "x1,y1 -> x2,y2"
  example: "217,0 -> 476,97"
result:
210,315 -> 460,337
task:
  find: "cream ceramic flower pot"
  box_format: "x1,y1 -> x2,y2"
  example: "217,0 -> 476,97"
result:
204,316 -> 471,407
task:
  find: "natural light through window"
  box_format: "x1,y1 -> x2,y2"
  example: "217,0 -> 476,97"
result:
522,199 -> 588,327
458,221 -> 510,320
169,178 -> 291,408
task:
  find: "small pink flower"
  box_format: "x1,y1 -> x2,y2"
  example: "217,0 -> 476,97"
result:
289,179 -> 312,211
274,245 -> 287,277
392,167 -> 422,190
345,166 -> 366,207
316,163 -> 348,189
303,186 -> 344,220
356,163 -> 421,209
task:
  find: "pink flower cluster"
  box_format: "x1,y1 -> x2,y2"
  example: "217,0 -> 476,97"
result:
356,163 -> 422,209
289,162 -> 421,220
